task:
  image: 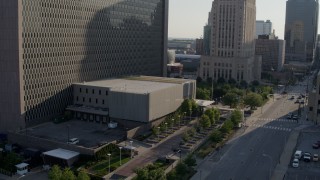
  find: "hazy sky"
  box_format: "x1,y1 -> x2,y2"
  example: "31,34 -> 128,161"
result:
169,0 -> 288,39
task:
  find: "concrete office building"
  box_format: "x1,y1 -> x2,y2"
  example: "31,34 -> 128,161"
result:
0,0 -> 169,132
196,38 -> 204,55
199,0 -> 261,83
255,35 -> 285,72
284,0 -> 319,63
68,76 -> 196,125
256,20 -> 272,38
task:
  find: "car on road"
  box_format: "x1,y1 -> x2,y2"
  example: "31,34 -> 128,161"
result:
303,152 -> 311,162
294,150 -> 302,159
67,138 -> 79,145
292,158 -> 299,168
292,115 -> 298,120
313,154 -> 319,162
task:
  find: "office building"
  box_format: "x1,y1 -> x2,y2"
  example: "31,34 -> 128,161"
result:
284,0 -> 319,63
196,38 -> 204,55
256,20 -> 273,38
0,0 -> 169,132
199,0 -> 261,83
69,76 -> 196,124
307,71 -> 320,124
255,35 -> 285,72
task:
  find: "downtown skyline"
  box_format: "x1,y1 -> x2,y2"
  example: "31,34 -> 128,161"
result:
169,0 -> 294,39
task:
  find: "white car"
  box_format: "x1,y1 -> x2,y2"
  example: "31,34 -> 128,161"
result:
292,158 -> 299,168
313,154 -> 319,162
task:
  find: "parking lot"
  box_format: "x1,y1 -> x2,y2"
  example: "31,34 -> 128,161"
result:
25,120 -> 126,148
286,126 -> 320,179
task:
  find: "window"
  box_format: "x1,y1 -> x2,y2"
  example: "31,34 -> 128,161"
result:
80,88 -> 82,93
89,98 -> 91,103
106,91 -> 108,96
309,107 -> 313,111
76,96 -> 79,101
83,97 -> 85,102
102,100 -> 105,104
86,89 -> 88,93
99,90 -> 101,95
92,89 -> 95,94
96,99 -> 98,104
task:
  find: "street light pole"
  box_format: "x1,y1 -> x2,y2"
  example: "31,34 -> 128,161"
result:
107,153 -> 111,173
119,147 -> 122,165
130,141 -> 133,158
262,153 -> 273,180
178,115 -> 180,127
165,123 -> 168,136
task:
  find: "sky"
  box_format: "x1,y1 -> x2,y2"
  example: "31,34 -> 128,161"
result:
169,0 -> 288,39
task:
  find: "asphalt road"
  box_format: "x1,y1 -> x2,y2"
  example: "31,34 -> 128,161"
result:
192,83 -> 308,180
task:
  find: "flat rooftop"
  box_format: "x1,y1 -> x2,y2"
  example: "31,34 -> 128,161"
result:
73,76 -> 195,94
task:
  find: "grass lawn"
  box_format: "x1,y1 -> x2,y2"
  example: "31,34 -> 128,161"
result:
89,156 -> 131,177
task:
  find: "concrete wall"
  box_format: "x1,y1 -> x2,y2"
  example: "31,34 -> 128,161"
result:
0,0 -> 24,132
109,92 -> 149,123
149,85 -> 183,121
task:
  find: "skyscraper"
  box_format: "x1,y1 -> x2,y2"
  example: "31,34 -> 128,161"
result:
284,0 -> 319,63
256,20 -> 273,38
199,0 -> 261,83
0,0 -> 168,132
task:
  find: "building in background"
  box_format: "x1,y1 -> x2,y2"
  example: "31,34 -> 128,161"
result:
203,25 -> 212,56
199,0 -> 261,83
196,38 -> 204,55
255,35 -> 285,72
0,0 -> 169,132
168,38 -> 196,54
256,20 -> 273,38
284,0 -> 319,63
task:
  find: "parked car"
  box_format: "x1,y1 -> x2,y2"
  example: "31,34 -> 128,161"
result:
312,143 -> 319,149
294,150 -> 303,159
292,158 -> 299,168
313,154 -> 319,162
303,152 -> 311,162
292,115 -> 298,120
67,138 -> 79,145
287,113 -> 293,119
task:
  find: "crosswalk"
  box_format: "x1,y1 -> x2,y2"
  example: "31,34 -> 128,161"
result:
256,118 -> 297,123
251,124 -> 292,132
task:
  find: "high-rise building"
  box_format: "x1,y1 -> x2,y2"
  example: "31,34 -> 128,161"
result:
199,0 -> 261,83
0,0 -> 169,132
255,35 -> 285,72
256,20 -> 273,38
195,38 -> 204,55
284,0 -> 319,63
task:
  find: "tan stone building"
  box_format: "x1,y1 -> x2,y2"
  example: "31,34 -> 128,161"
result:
0,0 -> 169,132
199,0 -> 261,83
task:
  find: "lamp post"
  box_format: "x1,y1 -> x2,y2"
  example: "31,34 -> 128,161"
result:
119,147 -> 123,165
67,125 -> 70,143
107,153 -> 111,173
178,115 -> 180,127
262,153 -> 273,180
165,123 -> 168,136
130,141 -> 133,158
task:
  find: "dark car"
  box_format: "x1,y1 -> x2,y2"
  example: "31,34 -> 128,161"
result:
303,152 -> 311,162
313,143 -> 319,149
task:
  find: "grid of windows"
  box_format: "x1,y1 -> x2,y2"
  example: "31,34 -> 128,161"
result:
21,0 -> 166,122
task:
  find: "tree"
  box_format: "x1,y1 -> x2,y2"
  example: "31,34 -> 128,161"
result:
251,80 -> 260,86
213,108 -> 220,122
182,132 -> 190,142
175,162 -> 188,176
199,114 -> 211,129
244,93 -> 263,110
135,164 -> 166,180
240,80 -> 248,89
220,119 -> 234,134
48,165 -> 62,180
196,88 -> 211,100
228,78 -> 237,85
223,92 -> 239,108
152,126 -> 160,136
217,77 -> 226,84
230,109 -> 243,126
2,152 -> 22,172
61,168 -> 76,180
204,109 -> 215,125
210,129 -> 222,143
196,77 -> 202,83
184,154 -> 196,167
135,167 -> 149,180
77,170 -> 90,180
166,170 -> 178,180
180,99 -> 192,114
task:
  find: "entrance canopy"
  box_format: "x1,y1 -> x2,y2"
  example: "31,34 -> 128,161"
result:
43,148 -> 79,160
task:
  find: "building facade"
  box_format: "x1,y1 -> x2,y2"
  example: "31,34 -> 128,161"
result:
199,0 -> 261,83
0,0 -> 169,132
255,35 -> 285,72
195,38 -> 204,55
307,71 -> 320,124
256,20 -> 273,38
284,0 -> 319,63
69,76 -> 196,124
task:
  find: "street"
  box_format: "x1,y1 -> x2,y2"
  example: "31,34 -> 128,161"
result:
192,80 -> 311,180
